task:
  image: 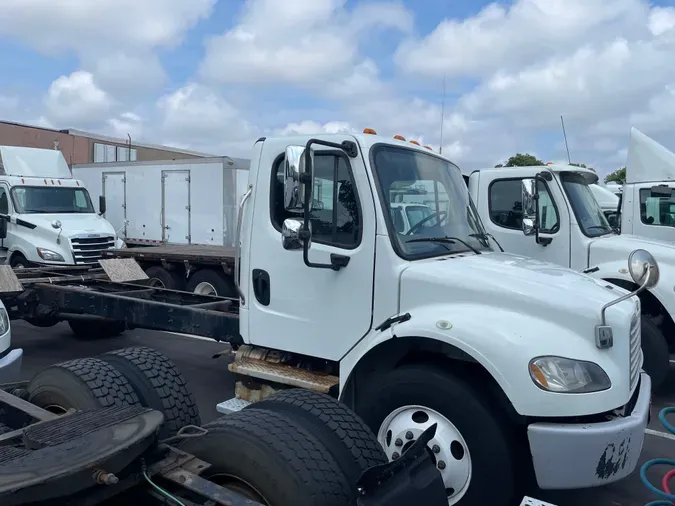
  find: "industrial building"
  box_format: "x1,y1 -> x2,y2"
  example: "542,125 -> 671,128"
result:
0,120 -> 214,166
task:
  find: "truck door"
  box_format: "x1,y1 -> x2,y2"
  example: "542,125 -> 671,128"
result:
161,170 -> 191,244
245,142 -> 376,361
628,182 -> 675,242
102,172 -> 127,239
473,169 -> 572,267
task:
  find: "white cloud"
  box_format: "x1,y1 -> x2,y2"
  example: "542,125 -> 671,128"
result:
157,83 -> 255,155
44,70 -> 112,125
87,52 -> 167,96
0,0 -> 215,54
199,0 -> 412,90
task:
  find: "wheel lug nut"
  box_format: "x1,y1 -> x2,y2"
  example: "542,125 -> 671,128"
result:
432,444 -> 440,454
405,431 -> 413,440
395,438 -> 403,447
438,461 -> 446,470
392,452 -> 400,460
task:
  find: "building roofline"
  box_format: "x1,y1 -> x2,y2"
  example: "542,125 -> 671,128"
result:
0,119 -> 68,135
65,128 -> 218,157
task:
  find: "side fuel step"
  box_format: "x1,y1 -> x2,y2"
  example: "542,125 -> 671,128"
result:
228,358 -> 339,392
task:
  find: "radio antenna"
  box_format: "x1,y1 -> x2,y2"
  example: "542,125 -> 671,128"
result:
560,115 -> 571,164
439,72 -> 447,155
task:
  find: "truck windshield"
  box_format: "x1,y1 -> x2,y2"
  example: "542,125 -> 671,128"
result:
371,145 -> 491,259
11,186 -> 95,214
560,173 -> 614,237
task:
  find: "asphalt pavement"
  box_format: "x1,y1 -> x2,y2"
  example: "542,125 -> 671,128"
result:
12,320 -> 675,506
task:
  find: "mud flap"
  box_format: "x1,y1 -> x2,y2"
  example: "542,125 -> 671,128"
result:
356,423 -> 447,506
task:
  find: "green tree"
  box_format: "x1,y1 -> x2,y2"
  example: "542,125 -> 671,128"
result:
604,167 -> 626,184
495,153 -> 544,168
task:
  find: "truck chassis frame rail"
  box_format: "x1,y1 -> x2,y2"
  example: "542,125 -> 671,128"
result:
0,260 -> 242,343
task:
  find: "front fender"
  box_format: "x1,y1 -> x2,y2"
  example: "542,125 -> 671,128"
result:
589,259 -> 675,318
340,303 -> 630,418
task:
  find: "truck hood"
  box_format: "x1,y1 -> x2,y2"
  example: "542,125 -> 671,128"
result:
19,213 -> 116,238
401,253 -> 626,317
588,233 -> 675,269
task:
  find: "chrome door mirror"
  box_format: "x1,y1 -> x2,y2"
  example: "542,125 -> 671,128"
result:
628,249 -> 660,289
521,178 -> 537,236
284,145 -> 315,211
282,218 -> 311,250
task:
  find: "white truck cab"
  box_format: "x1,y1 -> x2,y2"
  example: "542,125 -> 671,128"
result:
222,130 -> 653,506
0,146 -> 120,268
465,161 -> 675,388
617,128 -> 675,243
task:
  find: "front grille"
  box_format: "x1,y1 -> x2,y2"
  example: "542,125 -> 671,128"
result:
629,311 -> 641,390
70,235 -> 115,265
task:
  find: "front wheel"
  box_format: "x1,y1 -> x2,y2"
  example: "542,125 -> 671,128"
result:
354,364 -> 516,506
641,316 -> 670,389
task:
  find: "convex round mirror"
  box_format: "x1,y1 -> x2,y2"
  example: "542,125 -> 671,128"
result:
628,249 -> 659,289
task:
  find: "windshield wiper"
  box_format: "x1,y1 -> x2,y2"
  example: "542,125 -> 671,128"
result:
406,236 -> 481,255
469,232 -> 504,252
586,225 -> 613,235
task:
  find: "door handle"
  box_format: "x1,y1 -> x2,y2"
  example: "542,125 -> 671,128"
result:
252,269 -> 271,306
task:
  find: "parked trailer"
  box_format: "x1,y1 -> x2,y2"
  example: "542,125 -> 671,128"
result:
72,156 -> 250,248
0,349 -> 448,506
0,131 -> 656,506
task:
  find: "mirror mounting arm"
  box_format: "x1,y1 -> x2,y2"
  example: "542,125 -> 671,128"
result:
299,138 -> 357,271
531,177 -> 552,247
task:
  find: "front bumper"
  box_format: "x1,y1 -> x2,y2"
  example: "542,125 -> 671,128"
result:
0,348 -> 23,383
527,372 -> 651,489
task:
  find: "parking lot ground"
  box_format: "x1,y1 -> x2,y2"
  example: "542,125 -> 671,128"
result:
12,320 -> 675,506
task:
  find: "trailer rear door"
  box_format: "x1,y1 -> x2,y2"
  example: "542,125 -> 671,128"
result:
161,170 -> 191,243
102,171 -> 126,238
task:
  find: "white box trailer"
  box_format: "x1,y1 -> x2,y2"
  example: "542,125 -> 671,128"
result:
72,157 -> 250,248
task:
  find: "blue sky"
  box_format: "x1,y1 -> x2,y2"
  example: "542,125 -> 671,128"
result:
1,0 -> 675,178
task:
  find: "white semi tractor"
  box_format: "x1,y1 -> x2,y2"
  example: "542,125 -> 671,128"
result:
65,130 -> 655,506
0,145 -> 120,268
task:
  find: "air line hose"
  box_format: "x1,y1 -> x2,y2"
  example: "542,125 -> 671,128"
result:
640,407 -> 675,505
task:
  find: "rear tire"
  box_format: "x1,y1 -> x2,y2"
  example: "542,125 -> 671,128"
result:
10,254 -> 29,269
250,389 -> 387,488
177,409 -> 353,506
186,268 -> 236,297
27,357 -> 140,414
642,316 -> 669,389
68,319 -> 126,339
144,265 -> 185,291
98,347 -> 200,438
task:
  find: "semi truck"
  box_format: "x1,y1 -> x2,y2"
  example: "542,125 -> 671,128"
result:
0,145 -> 121,268
0,130 -> 655,506
463,157 -> 675,388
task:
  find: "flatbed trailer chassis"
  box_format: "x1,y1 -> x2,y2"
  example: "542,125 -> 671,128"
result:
0,260 -> 241,343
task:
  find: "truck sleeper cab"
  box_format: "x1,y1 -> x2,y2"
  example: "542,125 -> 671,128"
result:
224,131 -> 652,506
0,146 -> 118,269
465,162 -> 675,388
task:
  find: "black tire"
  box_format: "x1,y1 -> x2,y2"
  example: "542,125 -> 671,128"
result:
10,254 -> 29,269
144,265 -> 185,291
98,347 -> 200,438
24,316 -> 59,328
177,409 -> 353,506
27,357 -> 140,414
186,268 -> 236,297
251,389 -> 387,488
642,316 -> 670,389
68,319 -> 126,339
353,364 -> 516,506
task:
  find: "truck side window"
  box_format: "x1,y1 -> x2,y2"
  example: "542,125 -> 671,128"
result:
271,152 -> 361,248
639,189 -> 675,227
0,188 -> 8,215
488,179 -> 559,233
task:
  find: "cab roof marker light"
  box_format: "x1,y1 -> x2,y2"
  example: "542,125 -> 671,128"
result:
410,140 -> 420,146
363,128 -> 377,135
394,135 -> 406,141
424,145 -> 433,151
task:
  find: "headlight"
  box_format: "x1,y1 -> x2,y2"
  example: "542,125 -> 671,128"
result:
0,307 -> 10,335
529,356 -> 611,393
37,248 -> 65,262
